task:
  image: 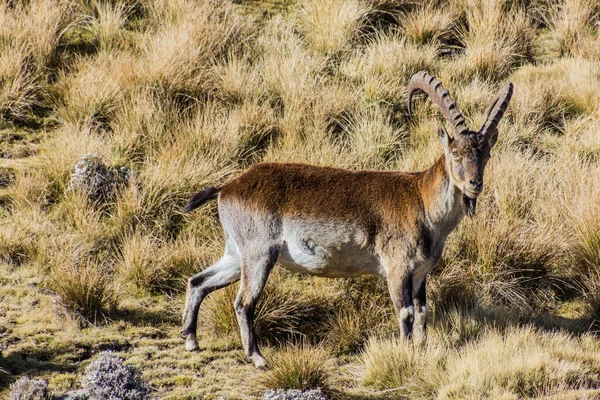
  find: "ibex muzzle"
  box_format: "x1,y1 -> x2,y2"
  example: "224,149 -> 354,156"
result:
181,71 -> 513,367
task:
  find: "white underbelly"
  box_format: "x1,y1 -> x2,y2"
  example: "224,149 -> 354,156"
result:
277,219 -> 382,277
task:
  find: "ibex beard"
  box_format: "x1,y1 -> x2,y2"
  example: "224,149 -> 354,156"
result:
180,71 -> 513,368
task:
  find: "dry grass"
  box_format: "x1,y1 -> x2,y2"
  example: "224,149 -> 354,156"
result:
362,326 -> 600,399
259,343 -> 332,391
2,0 -> 600,398
296,0 -> 369,55
207,269 -> 332,344
47,258 -> 119,324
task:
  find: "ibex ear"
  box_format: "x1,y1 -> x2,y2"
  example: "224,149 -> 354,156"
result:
439,126 -> 453,149
487,128 -> 499,148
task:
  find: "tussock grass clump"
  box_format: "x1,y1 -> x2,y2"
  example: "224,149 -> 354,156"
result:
296,0 -> 369,55
260,344 -> 331,392
116,232 -> 169,292
439,328 -> 600,399
325,276 -> 394,355
361,335 -> 446,394
57,52 -> 133,130
0,219 -> 39,266
47,258 -> 119,323
363,326 -> 600,399
89,1 -> 132,52
509,59 -> 600,138
400,3 -> 457,45
447,0 -> 535,82
136,0 -> 252,99
540,0 -> 600,59
0,0 -> 76,127
343,33 -> 438,103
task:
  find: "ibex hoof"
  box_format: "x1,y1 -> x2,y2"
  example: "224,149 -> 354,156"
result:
184,333 -> 200,351
251,354 -> 268,369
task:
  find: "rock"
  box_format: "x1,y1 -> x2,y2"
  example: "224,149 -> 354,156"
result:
8,377 -> 49,400
0,167 -> 15,187
68,154 -> 130,203
57,389 -> 90,400
263,388 -> 328,400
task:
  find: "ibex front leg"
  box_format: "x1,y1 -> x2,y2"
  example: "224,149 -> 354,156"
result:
387,268 -> 414,339
413,275 -> 428,344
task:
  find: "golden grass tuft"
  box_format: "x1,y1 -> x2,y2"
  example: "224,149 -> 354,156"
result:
540,0 -> 600,59
259,343 -> 331,391
296,0 -> 369,55
446,0 -> 535,82
361,334 -> 446,393
116,232 -> 169,292
0,0 -> 75,126
401,3 -> 457,45
363,326 -> 600,399
343,33 -> 438,104
47,258 -> 119,323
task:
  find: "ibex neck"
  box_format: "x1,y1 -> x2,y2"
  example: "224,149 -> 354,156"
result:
418,155 -> 464,235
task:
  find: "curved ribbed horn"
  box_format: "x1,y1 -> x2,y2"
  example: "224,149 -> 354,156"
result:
480,82 -> 513,136
407,71 -> 469,137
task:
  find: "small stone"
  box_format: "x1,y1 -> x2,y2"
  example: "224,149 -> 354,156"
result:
57,389 -> 90,400
0,167 -> 15,187
68,154 -> 131,204
263,388 -> 328,400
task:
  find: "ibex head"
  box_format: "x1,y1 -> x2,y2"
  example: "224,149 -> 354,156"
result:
407,71 -> 513,217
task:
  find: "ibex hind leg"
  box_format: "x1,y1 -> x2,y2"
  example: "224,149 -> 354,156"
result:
234,244 -> 280,368
181,243 -> 241,351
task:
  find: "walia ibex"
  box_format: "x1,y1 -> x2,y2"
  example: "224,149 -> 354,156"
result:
181,71 -> 513,367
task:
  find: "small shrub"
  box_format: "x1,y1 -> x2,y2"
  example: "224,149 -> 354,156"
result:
260,344 -> 331,392
82,352 -> 151,400
8,377 -> 49,400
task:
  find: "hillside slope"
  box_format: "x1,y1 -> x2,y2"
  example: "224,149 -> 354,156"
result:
1,0 -> 600,398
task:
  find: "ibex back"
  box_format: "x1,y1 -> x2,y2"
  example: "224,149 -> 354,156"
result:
181,71 -> 513,367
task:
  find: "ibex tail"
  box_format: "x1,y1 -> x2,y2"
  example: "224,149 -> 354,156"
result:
183,187 -> 220,213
